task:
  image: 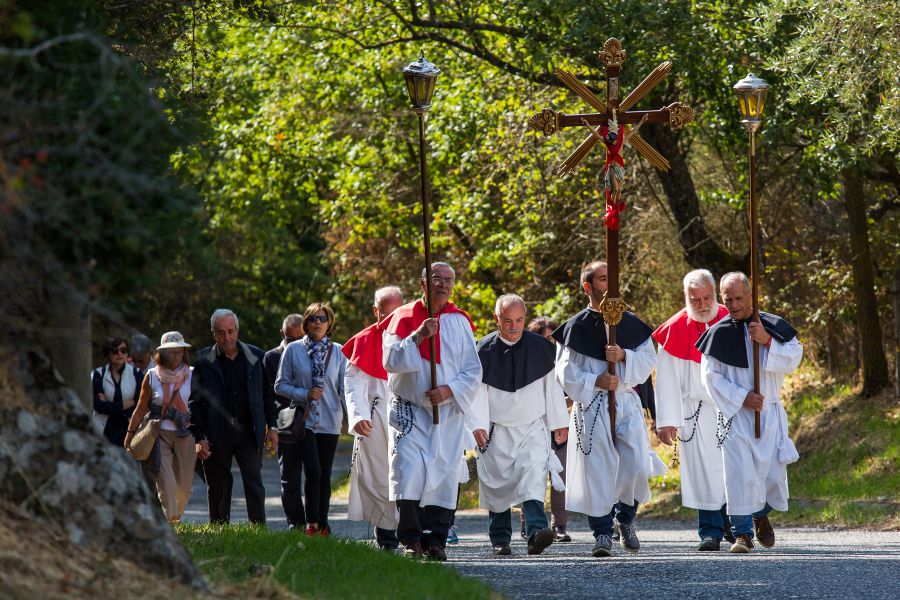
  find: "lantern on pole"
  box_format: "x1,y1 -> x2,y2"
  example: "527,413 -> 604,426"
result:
733,72 -> 770,439
403,52 -> 441,425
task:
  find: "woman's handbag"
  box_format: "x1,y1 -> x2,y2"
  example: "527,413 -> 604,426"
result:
128,413 -> 161,460
276,404 -> 309,444
277,343 -> 333,444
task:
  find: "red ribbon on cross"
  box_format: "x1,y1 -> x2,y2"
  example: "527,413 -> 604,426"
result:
605,201 -> 626,231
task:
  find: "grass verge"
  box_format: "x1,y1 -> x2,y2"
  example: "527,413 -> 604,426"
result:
177,523 -> 496,600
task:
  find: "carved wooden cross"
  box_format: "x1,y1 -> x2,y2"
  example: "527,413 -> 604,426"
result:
527,38 -> 695,444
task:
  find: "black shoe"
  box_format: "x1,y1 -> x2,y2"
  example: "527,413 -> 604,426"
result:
697,537 -> 721,552
614,519 -> 640,553
492,543 -> 512,556
723,529 -> 736,544
427,544 -> 447,561
553,526 -> 571,543
527,527 -> 555,555
591,534 -> 613,557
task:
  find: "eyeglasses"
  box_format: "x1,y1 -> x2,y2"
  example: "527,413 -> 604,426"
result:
112,347 -> 128,355
430,276 -> 455,285
307,315 -> 329,323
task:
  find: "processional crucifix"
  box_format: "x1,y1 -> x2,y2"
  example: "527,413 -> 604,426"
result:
528,38 -> 695,443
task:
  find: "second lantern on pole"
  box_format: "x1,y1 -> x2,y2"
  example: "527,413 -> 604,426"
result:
733,72 -> 770,439
403,52 -> 441,425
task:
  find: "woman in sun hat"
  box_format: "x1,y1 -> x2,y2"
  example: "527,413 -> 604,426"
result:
125,331 -> 196,523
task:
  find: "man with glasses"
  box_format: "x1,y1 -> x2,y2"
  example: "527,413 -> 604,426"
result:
382,262 -> 487,561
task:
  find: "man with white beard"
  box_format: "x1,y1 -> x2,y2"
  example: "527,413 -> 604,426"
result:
653,269 -> 733,551
553,261 -> 659,558
475,294 -> 569,557
698,272 -> 803,553
343,286 -> 404,550
382,262 -> 487,561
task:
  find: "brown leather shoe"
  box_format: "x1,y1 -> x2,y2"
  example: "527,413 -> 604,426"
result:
403,541 -> 425,559
427,544 -> 448,561
753,516 -> 775,548
729,534 -> 754,553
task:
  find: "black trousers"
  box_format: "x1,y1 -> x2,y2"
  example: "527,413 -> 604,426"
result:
202,422 -> 266,524
397,499 -> 454,549
278,431 -> 339,527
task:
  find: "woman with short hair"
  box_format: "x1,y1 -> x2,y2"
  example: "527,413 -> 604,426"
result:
125,331 -> 196,523
92,336 -> 143,446
275,303 -> 347,535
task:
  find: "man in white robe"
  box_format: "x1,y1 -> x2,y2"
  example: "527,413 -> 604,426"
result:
698,272 -> 803,553
653,269 -> 733,551
554,261 -> 659,557
476,294 -> 569,557
343,286 -> 404,550
382,262 -> 487,560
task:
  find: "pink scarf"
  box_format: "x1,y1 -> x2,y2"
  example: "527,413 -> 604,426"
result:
157,364 -> 189,415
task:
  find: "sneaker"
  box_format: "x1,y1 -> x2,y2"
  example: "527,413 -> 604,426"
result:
614,520 -> 640,553
446,525 -> 459,545
697,537 -> 721,552
304,524 -> 319,536
492,543 -> 512,556
403,541 -> 425,559
591,534 -> 613,557
753,516 -> 775,548
553,526 -> 571,543
427,544 -> 448,561
730,534 -> 754,553
527,528 -> 555,555
318,524 -> 331,537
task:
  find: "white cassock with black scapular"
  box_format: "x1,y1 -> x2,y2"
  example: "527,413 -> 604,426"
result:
475,330 -> 569,512
697,312 -> 803,516
554,307 -> 665,517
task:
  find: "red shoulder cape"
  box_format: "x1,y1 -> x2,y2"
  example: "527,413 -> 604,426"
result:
341,319 -> 389,381
652,305 -> 729,364
382,299 -> 475,364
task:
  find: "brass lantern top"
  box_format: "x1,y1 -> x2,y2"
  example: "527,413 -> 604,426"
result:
403,52 -> 440,113
733,72 -> 769,133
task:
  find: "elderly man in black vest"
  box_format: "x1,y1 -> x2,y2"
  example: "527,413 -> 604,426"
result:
189,308 -> 278,524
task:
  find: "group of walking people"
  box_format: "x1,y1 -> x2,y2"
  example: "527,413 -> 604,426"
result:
92,258 -> 801,561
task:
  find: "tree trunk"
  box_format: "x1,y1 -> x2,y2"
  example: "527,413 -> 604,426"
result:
893,267 -> 899,398
843,167 -> 889,396
45,285 -> 92,407
640,126 -> 746,275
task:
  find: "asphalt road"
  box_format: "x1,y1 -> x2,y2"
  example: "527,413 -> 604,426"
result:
183,453 -> 900,600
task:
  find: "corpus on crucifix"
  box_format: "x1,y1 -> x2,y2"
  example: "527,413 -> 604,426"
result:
529,38 -> 695,443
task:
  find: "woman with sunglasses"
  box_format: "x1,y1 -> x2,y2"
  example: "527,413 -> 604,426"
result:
275,303 -> 347,535
92,336 -> 144,446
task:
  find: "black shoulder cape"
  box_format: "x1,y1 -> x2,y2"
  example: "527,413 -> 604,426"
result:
551,307 -> 653,361
477,330 -> 556,393
695,311 -> 797,369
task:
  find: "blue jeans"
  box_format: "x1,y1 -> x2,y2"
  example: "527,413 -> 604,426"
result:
588,501 -> 638,538
729,503 -> 773,538
489,500 -> 548,545
697,504 -> 729,541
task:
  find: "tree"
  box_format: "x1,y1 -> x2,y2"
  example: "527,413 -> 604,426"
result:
756,0 -> 899,395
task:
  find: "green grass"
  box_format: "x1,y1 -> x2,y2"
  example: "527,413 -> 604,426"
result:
177,524 -> 495,600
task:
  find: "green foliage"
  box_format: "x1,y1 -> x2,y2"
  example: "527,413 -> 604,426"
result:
178,523 -> 495,599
